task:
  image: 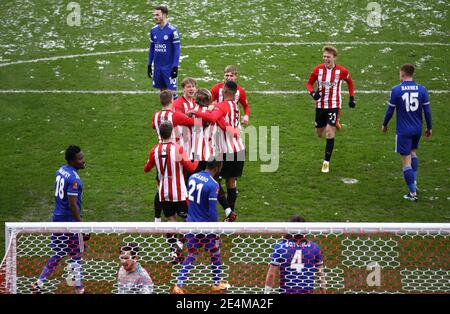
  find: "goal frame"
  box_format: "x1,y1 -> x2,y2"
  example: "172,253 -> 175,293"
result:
3,222 -> 450,294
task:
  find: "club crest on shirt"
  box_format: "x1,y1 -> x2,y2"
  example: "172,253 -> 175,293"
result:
164,35 -> 168,40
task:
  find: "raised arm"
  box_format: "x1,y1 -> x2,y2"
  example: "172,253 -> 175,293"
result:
192,108 -> 225,123
173,112 -> 195,127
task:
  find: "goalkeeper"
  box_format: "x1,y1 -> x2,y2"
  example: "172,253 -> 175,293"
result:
117,243 -> 154,294
171,157 -> 237,294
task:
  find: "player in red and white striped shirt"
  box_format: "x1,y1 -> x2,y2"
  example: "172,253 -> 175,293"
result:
151,90 -> 196,222
152,90 -> 196,152
144,121 -> 198,264
190,80 -> 244,213
145,120 -> 198,217
190,88 -> 239,168
173,77 -> 198,157
211,65 -> 251,126
306,46 -> 356,173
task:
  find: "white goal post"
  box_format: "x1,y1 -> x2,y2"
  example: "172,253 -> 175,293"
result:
2,222 -> 449,294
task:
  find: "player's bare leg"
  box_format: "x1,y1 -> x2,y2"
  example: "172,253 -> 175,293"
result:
316,127 -> 326,138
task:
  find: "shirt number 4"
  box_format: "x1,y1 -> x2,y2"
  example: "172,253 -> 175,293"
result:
290,250 -> 305,272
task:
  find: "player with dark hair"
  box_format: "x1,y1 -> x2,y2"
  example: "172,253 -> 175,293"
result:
265,214 -> 326,294
211,65 -> 251,125
306,46 -> 356,173
144,121 -> 198,263
152,90 -> 195,147
382,64 -> 432,201
31,145 -> 87,294
190,80 -> 245,213
171,157 -> 236,294
117,243 -> 154,294
147,5 -> 180,95
152,90 -> 196,222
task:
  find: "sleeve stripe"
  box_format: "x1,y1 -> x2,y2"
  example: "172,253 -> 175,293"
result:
173,41 -> 180,44
423,102 -> 430,105
270,262 -> 280,266
388,102 -> 396,107
208,198 -> 217,200
67,192 -> 78,196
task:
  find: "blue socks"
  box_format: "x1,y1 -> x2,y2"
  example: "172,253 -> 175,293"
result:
403,166 -> 416,194
411,155 -> 418,183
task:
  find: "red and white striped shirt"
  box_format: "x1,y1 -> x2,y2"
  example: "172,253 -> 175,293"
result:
211,82 -> 251,117
190,108 -> 214,161
306,64 -> 355,109
193,100 -> 245,154
144,142 -> 198,202
172,97 -> 198,158
190,107 -> 233,160
151,109 -> 194,152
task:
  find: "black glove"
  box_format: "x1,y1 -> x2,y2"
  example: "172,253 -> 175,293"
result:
349,96 -> 356,108
310,89 -> 321,101
147,65 -> 152,79
171,66 -> 178,79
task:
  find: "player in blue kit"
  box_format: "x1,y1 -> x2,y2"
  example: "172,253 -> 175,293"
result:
265,215 -> 326,294
171,158 -> 237,294
31,145 -> 87,294
147,5 -> 180,94
382,64 -> 432,201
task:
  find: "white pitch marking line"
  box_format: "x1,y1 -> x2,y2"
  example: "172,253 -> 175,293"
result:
0,41 -> 449,68
0,89 -> 448,94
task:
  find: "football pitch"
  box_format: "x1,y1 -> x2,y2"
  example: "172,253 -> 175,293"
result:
0,0 -> 449,257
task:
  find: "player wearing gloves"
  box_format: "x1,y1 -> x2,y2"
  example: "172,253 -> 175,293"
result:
306,46 -> 356,173
171,158 -> 235,294
147,5 -> 180,95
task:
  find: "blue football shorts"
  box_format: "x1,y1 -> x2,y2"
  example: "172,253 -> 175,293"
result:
395,133 -> 421,156
153,69 -> 177,91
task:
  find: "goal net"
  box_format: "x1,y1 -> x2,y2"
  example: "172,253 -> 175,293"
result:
1,222 -> 449,294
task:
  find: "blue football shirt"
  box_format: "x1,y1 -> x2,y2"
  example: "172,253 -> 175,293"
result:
187,171 -> 219,222
271,239 -> 323,292
148,23 -> 180,70
388,81 -> 430,135
53,165 -> 82,221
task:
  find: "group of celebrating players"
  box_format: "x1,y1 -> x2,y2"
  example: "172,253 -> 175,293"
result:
30,4 -> 432,295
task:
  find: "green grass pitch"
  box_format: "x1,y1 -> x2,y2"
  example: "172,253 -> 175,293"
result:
0,0 -> 449,257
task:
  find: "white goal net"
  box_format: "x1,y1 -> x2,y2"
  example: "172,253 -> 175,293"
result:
1,222 -> 449,294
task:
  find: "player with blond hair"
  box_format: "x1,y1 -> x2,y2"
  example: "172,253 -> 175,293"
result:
306,46 -> 356,173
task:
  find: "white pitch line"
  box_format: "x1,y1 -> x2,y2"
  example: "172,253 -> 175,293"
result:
0,89 -> 448,95
0,41 -> 449,68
